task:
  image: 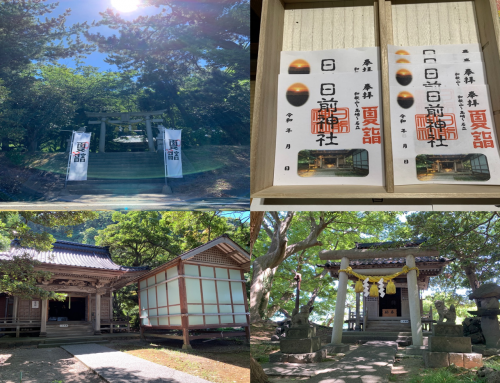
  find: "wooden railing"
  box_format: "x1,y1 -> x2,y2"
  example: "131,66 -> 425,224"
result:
99,317 -> 131,333
0,318 -> 41,338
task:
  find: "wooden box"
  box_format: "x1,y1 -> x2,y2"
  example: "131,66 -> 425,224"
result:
251,0 -> 500,202
382,309 -> 398,317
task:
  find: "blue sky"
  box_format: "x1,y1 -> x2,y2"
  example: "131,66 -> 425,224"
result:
51,0 -> 163,70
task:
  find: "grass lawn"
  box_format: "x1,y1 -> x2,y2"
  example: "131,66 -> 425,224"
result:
107,339 -> 249,383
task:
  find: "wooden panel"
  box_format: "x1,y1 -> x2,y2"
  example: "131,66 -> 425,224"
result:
391,1 -> 479,45
474,0 -> 500,140
251,0 -> 285,194
253,183 -> 500,197
253,0 -> 500,200
283,0 -> 377,50
17,299 -> 41,321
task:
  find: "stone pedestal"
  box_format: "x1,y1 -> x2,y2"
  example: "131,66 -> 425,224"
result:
424,328 -> 482,368
428,336 -> 472,353
280,325 -> 321,354
272,324 -> 324,364
432,323 -> 463,337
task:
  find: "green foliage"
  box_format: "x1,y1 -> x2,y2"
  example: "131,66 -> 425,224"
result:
0,211 -> 98,300
407,366 -> 485,383
252,211 -> 401,321
0,0 -> 249,152
406,212 -> 500,292
94,211 -> 249,268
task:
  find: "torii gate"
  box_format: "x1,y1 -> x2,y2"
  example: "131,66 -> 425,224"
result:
319,246 -> 440,349
86,110 -> 166,153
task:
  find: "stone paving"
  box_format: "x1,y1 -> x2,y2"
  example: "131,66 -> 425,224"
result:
62,343 -> 213,383
262,341 -> 398,383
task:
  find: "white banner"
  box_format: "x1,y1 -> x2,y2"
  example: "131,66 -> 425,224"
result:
164,129 -> 183,178
67,132 -> 91,181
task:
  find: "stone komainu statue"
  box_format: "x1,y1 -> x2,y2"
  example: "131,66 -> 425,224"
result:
291,305 -> 313,327
435,300 -> 457,323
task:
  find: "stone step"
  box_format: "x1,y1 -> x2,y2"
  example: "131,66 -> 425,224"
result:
38,340 -> 109,348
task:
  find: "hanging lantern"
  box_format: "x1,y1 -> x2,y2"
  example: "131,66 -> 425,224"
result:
386,280 -> 396,294
354,279 -> 364,293
369,283 -> 379,297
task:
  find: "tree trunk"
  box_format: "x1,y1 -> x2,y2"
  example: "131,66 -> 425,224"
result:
250,357 -> 269,383
250,261 -> 278,322
250,212 -> 265,254
250,212 -> 330,322
463,264 -> 480,291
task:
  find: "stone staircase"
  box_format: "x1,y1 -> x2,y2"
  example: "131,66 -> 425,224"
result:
65,152 -> 166,195
365,319 -> 412,332
45,321 -> 94,338
342,330 -> 413,346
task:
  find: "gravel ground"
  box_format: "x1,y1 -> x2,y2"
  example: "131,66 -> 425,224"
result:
0,347 -> 104,383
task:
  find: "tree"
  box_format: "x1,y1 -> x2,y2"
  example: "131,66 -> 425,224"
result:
85,0 -> 250,146
94,211 -> 250,267
0,211 -> 98,299
250,211 -> 400,322
406,211 -> 500,293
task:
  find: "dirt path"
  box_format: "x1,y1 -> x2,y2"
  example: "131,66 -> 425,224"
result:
0,347 -> 104,383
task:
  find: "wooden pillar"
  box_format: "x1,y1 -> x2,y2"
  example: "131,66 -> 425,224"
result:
178,262 -> 192,349
99,118 -> 106,153
355,292 -> 361,331
406,254 -> 423,346
40,299 -> 48,337
87,294 -> 91,322
145,116 -> 156,152
12,296 -> 18,321
94,292 -> 101,335
109,291 -> 114,333
331,257 -> 349,345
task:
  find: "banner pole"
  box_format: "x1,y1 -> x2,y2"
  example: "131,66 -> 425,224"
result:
65,131 -> 75,189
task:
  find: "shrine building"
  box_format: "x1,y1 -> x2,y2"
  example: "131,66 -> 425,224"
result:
135,234 -> 251,349
0,239 -> 150,338
318,239 -> 451,344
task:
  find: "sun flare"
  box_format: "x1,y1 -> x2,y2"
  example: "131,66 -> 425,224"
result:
111,0 -> 139,13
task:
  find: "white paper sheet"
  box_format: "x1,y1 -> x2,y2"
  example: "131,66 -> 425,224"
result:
390,84 -> 500,185
280,47 -> 380,75
388,52 -> 483,65
388,62 -> 487,88
274,72 -> 384,186
388,44 -> 481,55
388,44 -> 500,185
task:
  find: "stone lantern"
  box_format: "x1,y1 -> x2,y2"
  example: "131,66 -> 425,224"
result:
468,283 -> 500,349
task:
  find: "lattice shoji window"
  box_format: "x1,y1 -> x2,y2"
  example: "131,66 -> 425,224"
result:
401,288 -> 409,300
192,247 -> 240,267
365,297 -> 378,302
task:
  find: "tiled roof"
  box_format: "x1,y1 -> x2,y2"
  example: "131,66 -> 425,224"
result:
354,239 -> 427,249
0,240 -> 149,272
325,256 -> 450,267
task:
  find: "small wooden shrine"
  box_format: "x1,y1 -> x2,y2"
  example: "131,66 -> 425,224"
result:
135,234 -> 250,349
0,240 -> 149,338
318,240 -> 451,346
